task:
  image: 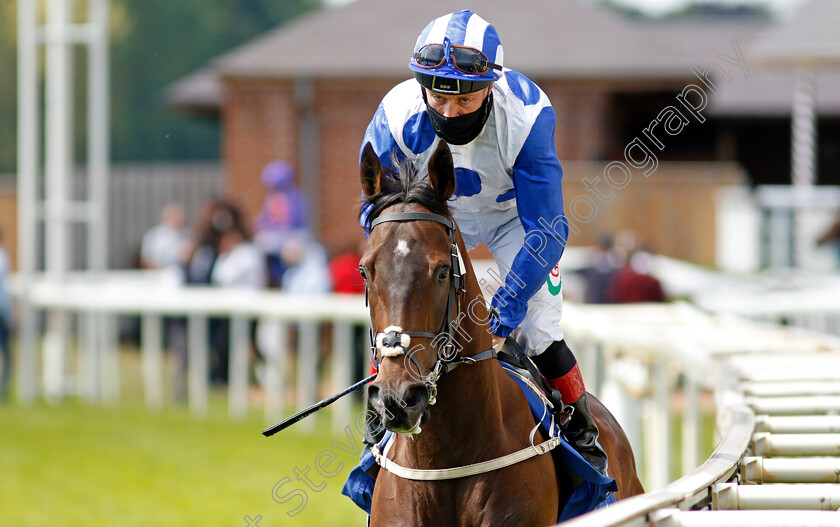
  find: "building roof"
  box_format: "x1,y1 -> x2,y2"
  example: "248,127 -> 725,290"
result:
748,0 -> 840,68
709,69 -> 840,117
166,0 -> 840,117
165,68 -> 224,116
210,0 -> 768,80
710,0 -> 840,117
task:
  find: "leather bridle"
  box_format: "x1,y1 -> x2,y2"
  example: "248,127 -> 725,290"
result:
364,211 -> 496,405
364,210 -> 565,481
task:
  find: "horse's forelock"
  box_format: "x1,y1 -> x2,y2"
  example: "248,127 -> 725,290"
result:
361,155 -> 451,230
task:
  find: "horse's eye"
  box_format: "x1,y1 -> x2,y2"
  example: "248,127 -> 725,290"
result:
358,266 -> 367,280
438,267 -> 450,282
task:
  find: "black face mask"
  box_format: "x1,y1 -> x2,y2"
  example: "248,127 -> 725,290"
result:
424,91 -> 493,146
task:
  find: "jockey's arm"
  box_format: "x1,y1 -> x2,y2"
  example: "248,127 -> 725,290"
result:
489,106 -> 568,338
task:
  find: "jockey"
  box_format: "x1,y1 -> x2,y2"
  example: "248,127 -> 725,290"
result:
360,9 -> 607,474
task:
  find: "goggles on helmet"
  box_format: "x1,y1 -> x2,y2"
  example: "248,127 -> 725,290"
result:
412,41 -> 502,76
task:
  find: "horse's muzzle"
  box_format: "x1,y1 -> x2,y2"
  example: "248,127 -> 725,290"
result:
368,382 -> 430,434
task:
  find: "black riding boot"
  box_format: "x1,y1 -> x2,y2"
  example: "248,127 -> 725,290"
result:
533,340 -> 608,475
565,392 -> 608,475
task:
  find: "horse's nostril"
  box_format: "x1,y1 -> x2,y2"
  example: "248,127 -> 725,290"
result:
368,385 -> 380,403
403,385 -> 429,410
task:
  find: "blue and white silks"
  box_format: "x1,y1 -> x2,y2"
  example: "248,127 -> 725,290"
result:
360,70 -> 569,346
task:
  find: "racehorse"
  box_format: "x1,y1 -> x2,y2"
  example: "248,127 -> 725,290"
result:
359,140 -> 644,526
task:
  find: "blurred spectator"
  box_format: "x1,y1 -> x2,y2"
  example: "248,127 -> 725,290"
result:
253,161 -> 311,287
577,233 -> 620,304
211,223 -> 267,290
183,199 -> 224,285
329,240 -> 366,294
171,199 -> 259,392
184,199 -> 245,284
209,210 -> 266,384
329,240 -> 367,387
610,229 -> 641,267
0,229 -> 10,399
140,203 -> 189,271
606,230 -> 666,303
279,236 -> 331,295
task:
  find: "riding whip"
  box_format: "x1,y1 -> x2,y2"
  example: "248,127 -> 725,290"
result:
261,373 -> 377,437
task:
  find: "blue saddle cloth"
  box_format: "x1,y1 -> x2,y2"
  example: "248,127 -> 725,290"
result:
341,362 -> 618,521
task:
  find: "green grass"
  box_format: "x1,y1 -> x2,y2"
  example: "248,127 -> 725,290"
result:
0,351 -> 368,526
0,344 -> 720,526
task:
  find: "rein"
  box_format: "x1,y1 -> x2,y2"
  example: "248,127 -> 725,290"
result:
365,210 -> 562,481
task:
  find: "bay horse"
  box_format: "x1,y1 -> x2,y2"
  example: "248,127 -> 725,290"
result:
359,140 -> 643,526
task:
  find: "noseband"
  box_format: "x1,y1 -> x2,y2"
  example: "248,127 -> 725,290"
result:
366,211 -> 496,405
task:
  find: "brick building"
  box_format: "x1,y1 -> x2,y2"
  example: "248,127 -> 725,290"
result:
169,0 -> 840,265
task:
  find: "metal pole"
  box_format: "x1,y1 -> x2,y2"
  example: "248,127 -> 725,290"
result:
45,0 -> 73,279
769,208 -> 790,268
791,68 -> 817,188
141,314 -> 163,409
297,321 -> 318,432
650,509 -> 840,526
81,309 -> 101,401
16,0 -> 40,404
748,395 -> 840,415
751,432 -> 840,457
43,0 -> 74,402
188,314 -> 209,415
294,78 -> 320,235
82,0 -> 110,403
228,316 -> 250,418
713,482 -> 840,511
743,381 -> 840,397
755,415 -> 840,434
791,67 -> 817,268
99,312 -> 119,403
331,321 -> 352,433
682,371 -> 700,473
88,0 -> 109,273
646,359 -> 672,489
742,456 -> 840,484
259,318 -> 287,423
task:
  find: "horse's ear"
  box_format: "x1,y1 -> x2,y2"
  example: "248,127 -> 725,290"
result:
360,142 -> 388,197
428,140 -> 455,201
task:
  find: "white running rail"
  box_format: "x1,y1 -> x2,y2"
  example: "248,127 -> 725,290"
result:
9,271 -> 371,433
556,303 -> 840,526
9,271 -> 840,522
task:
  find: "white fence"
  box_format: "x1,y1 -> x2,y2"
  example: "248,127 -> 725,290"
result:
558,304 -> 840,526
8,270 -> 716,487
10,271 -> 371,433
692,267 -> 840,341
9,270 -> 840,513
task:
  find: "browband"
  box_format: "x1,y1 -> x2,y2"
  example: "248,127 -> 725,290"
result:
370,212 -> 455,233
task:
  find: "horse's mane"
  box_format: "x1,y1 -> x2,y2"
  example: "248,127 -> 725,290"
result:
361,155 -> 451,231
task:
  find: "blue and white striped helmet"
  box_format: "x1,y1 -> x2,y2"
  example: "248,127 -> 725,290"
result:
409,10 -> 504,94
